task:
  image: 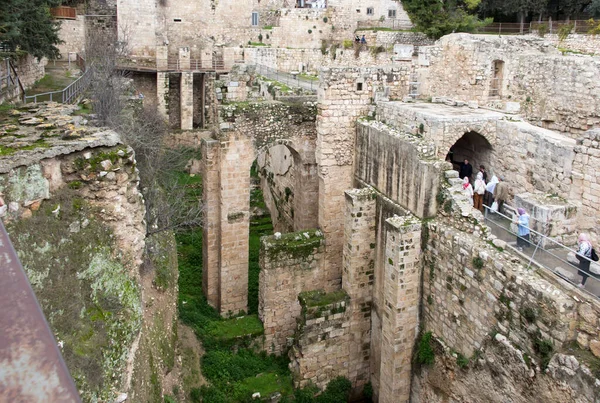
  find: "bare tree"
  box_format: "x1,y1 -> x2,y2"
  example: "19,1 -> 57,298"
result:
85,29 -> 203,237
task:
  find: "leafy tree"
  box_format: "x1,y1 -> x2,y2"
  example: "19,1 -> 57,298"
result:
402,0 -> 492,39
0,0 -> 62,59
587,0 -> 600,16
480,0 -> 549,24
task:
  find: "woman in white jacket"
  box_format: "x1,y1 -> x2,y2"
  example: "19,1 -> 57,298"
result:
473,172 -> 486,212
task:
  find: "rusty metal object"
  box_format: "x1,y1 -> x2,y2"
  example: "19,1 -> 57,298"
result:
0,221 -> 81,402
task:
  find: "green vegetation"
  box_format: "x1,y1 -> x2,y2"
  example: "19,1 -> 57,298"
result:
299,289 -> 349,308
558,23 -> 574,41
249,42 -> 268,46
0,0 -> 62,59
402,0 -> 491,39
456,353 -> 469,368
416,331 -> 436,365
281,377 -> 352,403
298,73 -> 319,81
249,215 -> 273,314
263,25 -> 274,30
472,256 -> 484,269
207,315 -> 264,340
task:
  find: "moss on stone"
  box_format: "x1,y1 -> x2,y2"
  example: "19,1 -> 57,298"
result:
263,230 -> 323,262
299,289 -> 349,308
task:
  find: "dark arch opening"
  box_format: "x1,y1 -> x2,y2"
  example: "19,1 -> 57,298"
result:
446,131 -> 494,180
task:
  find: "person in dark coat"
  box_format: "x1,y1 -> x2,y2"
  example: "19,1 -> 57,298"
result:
459,159 -> 473,180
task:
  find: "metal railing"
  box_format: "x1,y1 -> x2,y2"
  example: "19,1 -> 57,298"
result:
483,204 -> 599,298
476,19 -> 596,35
356,19 -> 414,31
0,221 -> 81,401
254,64 -> 318,93
23,69 -> 91,104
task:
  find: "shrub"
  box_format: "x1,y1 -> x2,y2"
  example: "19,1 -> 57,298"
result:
588,19 -> 600,35
258,33 -> 263,42
537,23 -> 549,37
558,23 -> 574,42
343,39 -> 353,49
308,29 -> 313,34
472,256 -> 484,269
323,17 -> 328,23
416,331 -> 435,365
456,353 -> 469,368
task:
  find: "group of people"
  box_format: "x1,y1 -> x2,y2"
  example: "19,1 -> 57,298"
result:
354,35 -> 367,44
455,158 -> 597,290
458,159 -> 510,214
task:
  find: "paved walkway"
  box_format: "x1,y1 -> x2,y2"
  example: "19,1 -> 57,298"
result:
484,210 -> 600,298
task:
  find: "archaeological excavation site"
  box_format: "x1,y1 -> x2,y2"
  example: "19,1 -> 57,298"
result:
2,0 -> 600,402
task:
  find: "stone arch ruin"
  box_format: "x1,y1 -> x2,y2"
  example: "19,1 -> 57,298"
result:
200,102 -> 318,315
447,131 -> 494,176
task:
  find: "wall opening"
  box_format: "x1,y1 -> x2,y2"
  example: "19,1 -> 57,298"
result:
446,131 -> 493,180
489,60 -> 504,98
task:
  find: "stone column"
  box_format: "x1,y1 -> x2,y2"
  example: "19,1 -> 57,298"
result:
178,47 -> 191,70
180,71 -> 193,130
293,162 -> 319,231
343,188 -> 377,391
201,139 -> 221,309
157,72 -> 169,120
156,45 -> 168,70
379,215 -> 422,403
218,135 -> 255,316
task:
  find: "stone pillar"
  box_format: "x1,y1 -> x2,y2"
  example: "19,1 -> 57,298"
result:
293,162 -> 319,231
343,188 -> 377,391
316,68 -> 375,291
379,215 -> 422,403
157,72 -> 169,120
201,139 -> 221,309
178,47 -> 191,70
180,72 -> 193,130
156,45 -> 168,70
218,135 -> 254,316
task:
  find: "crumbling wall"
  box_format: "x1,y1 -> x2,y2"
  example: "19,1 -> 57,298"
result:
258,230 -> 325,355
420,34 -> 600,135
289,290 -> 351,389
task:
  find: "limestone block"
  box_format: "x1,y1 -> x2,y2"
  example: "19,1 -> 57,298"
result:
590,339 -> 600,358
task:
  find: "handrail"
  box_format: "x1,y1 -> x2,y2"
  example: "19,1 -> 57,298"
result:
483,203 -> 599,297
0,221 -> 81,401
23,69 -> 91,104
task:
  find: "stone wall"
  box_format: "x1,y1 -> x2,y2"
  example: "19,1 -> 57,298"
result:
258,230 -> 325,355
12,54 -> 47,90
534,33 -> 600,56
422,215 -> 600,367
420,34 -> 600,136
57,16 -> 86,59
572,128 -> 600,232
289,290 -> 350,389
354,120 -> 444,219
245,46 -> 411,74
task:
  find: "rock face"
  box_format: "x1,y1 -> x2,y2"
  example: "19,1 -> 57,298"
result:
412,335 -> 600,403
0,103 -> 178,402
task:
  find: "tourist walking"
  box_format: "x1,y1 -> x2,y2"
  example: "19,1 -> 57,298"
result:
493,177 -> 510,213
462,177 -> 474,206
459,159 -> 473,180
355,35 -> 360,43
485,175 -> 499,209
479,165 -> 488,182
514,208 -> 530,251
575,233 -> 595,288
360,35 -> 367,44
473,172 -> 486,212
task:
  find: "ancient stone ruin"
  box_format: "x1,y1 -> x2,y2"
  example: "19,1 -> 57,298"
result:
2,1 -> 600,402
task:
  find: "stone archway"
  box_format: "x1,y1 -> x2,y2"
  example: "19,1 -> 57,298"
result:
446,131 -> 494,178
199,106 -> 318,315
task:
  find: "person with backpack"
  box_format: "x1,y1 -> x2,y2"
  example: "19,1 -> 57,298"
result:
576,233 -> 599,288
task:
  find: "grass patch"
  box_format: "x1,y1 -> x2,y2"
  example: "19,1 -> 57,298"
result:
248,42 -> 268,46
298,73 -> 319,81
248,215 -> 273,314
207,315 -> 264,340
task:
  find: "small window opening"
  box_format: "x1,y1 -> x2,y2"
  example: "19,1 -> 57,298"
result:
174,18 -> 182,22
252,12 -> 259,26
357,82 -> 363,91
366,7 -> 374,15
388,9 -> 396,18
